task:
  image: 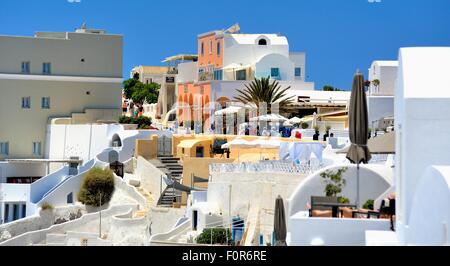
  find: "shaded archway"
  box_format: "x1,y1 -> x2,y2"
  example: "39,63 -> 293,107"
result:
111,134 -> 122,147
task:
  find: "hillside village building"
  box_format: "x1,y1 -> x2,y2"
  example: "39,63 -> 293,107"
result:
0,24 -> 123,160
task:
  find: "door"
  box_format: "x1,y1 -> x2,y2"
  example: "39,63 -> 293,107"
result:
192,211 -> 198,231
196,146 -> 204,158
158,136 -> 172,157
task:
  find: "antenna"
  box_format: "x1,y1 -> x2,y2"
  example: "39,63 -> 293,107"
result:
225,23 -> 240,34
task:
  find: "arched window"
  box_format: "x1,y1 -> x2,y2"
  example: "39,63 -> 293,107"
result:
258,39 -> 268,46
111,134 -> 122,148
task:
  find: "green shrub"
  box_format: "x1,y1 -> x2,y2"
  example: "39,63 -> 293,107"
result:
325,125 -> 332,132
135,116 -> 152,129
119,115 -> 133,124
320,167 -> 348,197
314,125 -> 320,133
119,115 -> 152,129
301,123 -> 309,129
196,228 -> 232,246
339,197 -> 350,204
363,199 -> 375,210
78,167 -> 115,207
41,202 -> 54,211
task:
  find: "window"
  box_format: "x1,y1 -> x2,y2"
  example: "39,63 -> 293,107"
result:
236,69 -> 247,80
4,204 -> 9,222
271,68 -> 280,78
32,142 -> 41,156
22,97 -> 31,109
217,41 -> 221,56
41,97 -> 50,109
13,205 -> 19,221
43,62 -> 51,75
67,193 -> 74,204
201,42 -> 204,55
21,204 -> 26,218
295,67 -> 302,77
21,61 -> 30,74
209,40 -> 213,54
0,142 -> 9,156
258,39 -> 268,45
214,70 -> 223,81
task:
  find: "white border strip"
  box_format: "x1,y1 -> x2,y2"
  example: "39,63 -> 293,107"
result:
0,73 -> 123,83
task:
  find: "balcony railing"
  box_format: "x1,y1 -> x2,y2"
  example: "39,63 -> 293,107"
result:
209,160 -> 322,175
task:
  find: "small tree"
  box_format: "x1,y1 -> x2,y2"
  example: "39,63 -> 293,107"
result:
320,167 -> 348,197
322,85 -> 335,91
325,125 -> 331,133
196,228 -> 232,246
78,167 -> 115,207
122,78 -> 160,105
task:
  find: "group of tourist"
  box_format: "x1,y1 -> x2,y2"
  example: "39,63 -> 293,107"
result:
122,100 -> 144,118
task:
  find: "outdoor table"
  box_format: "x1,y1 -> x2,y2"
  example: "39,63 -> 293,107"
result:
313,202 -> 357,218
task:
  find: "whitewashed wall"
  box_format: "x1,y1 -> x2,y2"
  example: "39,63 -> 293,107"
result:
287,164 -> 393,221
255,53 -> 295,81
288,216 -> 391,246
406,166 -> 450,245
0,162 -> 46,183
395,47 -> 450,243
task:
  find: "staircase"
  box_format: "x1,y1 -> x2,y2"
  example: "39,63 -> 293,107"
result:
155,156 -> 183,208
158,156 -> 183,180
133,187 -> 154,218
158,186 -> 179,208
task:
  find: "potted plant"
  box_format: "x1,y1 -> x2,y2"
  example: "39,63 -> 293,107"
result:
314,125 -> 320,134
39,202 -> 55,222
320,167 -> 348,197
301,122 -> 309,130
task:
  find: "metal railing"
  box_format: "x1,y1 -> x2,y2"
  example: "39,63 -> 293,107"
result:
209,160 -> 322,175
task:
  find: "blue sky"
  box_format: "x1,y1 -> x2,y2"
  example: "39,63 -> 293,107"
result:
1,0 -> 449,90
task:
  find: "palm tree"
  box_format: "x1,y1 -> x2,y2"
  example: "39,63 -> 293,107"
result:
234,77 -> 294,113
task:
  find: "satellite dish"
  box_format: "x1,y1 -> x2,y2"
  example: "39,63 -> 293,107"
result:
225,23 -> 240,34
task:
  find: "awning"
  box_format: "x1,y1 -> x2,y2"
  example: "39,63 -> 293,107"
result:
221,138 -> 257,149
162,54 -> 198,63
222,63 -> 252,70
338,132 -> 395,154
214,106 -> 245,116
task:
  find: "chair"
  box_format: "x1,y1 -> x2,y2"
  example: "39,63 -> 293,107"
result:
328,137 -> 345,149
352,199 -> 396,230
309,196 -> 342,217
210,138 -> 230,158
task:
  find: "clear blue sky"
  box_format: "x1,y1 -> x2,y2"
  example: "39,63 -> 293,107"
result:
1,0 -> 449,90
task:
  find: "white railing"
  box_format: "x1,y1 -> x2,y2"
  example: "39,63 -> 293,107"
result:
209,160 -> 322,175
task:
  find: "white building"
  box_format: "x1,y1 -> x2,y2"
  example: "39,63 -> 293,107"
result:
0,24 -> 123,224
367,61 -> 398,129
0,24 -> 123,160
176,24 -> 353,130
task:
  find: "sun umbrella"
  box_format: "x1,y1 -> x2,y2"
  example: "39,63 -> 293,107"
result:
274,195 -> 287,246
250,114 -> 288,122
222,138 -> 257,162
346,70 -> 372,208
289,117 -> 302,124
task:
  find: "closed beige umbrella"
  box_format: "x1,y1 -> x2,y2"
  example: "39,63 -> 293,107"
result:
274,196 -> 287,246
346,70 -> 371,208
